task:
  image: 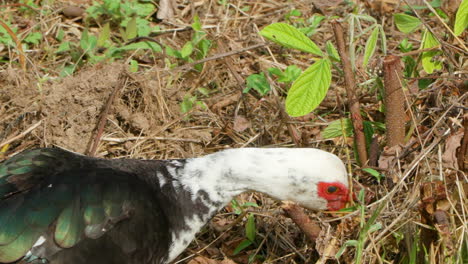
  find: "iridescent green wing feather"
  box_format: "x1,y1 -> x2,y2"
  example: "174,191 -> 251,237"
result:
0,148 -> 147,263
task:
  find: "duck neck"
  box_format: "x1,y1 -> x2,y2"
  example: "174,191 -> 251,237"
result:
162,148 -> 285,262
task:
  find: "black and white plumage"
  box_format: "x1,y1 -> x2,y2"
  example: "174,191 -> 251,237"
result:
0,147 -> 350,264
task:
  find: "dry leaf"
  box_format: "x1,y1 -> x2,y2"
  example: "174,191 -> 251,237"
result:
157,0 -> 175,20
187,256 -> 219,264
378,145 -> 402,170
442,131 -> 463,169
233,115 -> 250,132
220,258 -> 237,264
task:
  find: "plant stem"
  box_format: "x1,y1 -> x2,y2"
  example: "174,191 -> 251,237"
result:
331,20 -> 368,165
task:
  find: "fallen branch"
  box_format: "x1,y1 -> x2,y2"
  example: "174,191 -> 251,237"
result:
282,201 -> 321,241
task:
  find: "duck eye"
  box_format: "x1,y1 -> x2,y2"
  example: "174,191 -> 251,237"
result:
327,186 -> 338,194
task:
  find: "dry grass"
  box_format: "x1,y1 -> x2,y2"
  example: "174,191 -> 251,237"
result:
0,0 -> 467,263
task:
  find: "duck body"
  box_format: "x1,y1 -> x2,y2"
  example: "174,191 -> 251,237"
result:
0,148 -> 350,264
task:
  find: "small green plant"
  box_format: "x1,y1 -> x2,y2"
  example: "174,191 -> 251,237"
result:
344,14 -> 387,70
179,87 -> 211,118
398,38 -> 417,78
243,73 -> 270,96
361,168 -> 384,183
230,199 -> 259,215
56,19 -> 161,76
284,10 -> 326,37
268,65 -> 302,84
259,23 -> 329,117
321,118 -> 385,151
230,200 -> 261,262
86,0 -> 156,36
232,213 -> 259,262
258,13 -> 386,117
243,65 -> 301,97
336,189 -> 385,264
393,12 -> 450,75
166,16 -> 212,71
180,94 -> 206,114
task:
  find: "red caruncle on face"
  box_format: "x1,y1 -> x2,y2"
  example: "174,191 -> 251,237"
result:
317,181 -> 350,211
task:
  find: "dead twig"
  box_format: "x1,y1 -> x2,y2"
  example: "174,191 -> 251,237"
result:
281,201 -> 321,241
331,20 -> 368,165
86,72 -> 128,156
0,19 -> 26,70
0,120 -> 43,149
171,43 -> 267,71
458,114 -> 468,172
101,136 -> 202,144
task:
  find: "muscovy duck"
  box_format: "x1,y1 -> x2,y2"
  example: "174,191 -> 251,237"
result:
0,147 -> 350,264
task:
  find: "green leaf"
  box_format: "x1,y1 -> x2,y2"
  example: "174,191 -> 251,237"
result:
368,222 -> 382,233
233,239 -> 252,255
180,42 -> 194,59
180,95 -> 197,113
56,42 -> 71,53
136,18 -> 151,37
56,29 -> 65,42
363,121 -> 374,147
166,45 -> 182,58
268,66 -> 301,83
197,39 -> 211,58
80,29 -> 97,52
197,87 -> 211,96
398,38 -> 413,52
117,42 -> 161,52
279,65 -> 302,83
132,2 -> 156,17
454,0 -> 468,36
285,59 -> 331,117
335,240 -> 359,259
246,214 -> 256,241
243,73 -> 271,96
129,60 -> 138,72
362,168 -> 380,177
322,118 -> 353,139
420,30 -> 442,74
242,202 -> 259,208
268,67 -> 283,77
23,32 -> 42,44
326,41 -> 340,62
97,23 -> 111,47
379,26 -> 387,55
260,23 -> 323,56
393,14 -> 422,33
231,199 -> 243,215
363,26 -> 379,69
60,65 -> 75,77
192,15 -> 202,31
362,167 -> 384,183
125,17 -> 137,40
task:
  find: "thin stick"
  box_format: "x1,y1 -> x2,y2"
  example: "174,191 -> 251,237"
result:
0,120 -> 43,149
101,136 -> 202,144
171,43 -> 267,71
331,20 -> 368,165
86,73 -> 128,156
0,19 -> 26,70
